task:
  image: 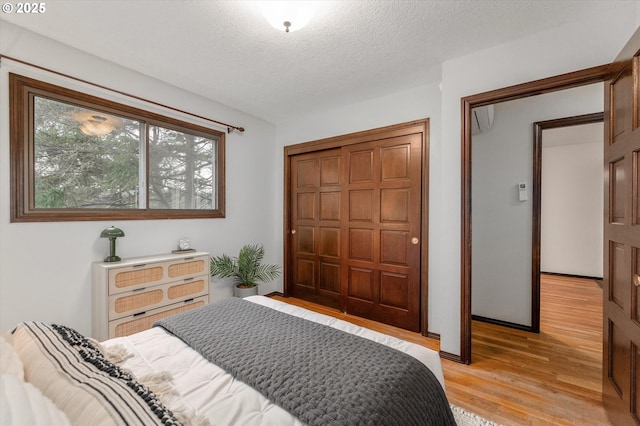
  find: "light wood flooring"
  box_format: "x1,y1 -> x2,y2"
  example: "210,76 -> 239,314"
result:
272,274 -> 608,425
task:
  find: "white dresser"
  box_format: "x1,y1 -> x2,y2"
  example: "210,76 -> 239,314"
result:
92,252 -> 210,341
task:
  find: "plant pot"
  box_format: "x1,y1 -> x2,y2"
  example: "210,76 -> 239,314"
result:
233,285 -> 258,298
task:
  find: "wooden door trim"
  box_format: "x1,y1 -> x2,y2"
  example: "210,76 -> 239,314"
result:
284,121 -> 428,155
460,64 -> 609,364
283,119 -> 430,334
532,112 -> 604,334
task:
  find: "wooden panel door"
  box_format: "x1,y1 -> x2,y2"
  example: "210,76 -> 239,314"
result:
603,27 -> 640,426
342,134 -> 422,331
290,149 -> 342,309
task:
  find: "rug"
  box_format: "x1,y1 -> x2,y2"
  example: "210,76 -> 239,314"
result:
451,404 -> 502,426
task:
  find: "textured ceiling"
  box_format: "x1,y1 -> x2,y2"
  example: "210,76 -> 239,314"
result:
0,1 -> 628,124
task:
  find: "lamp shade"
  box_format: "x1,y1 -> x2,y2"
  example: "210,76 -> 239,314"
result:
100,226 -> 125,238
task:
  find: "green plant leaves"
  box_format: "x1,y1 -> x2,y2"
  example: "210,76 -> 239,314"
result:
210,244 -> 281,287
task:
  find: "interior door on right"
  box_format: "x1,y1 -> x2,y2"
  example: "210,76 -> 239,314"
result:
342,134 -> 422,332
603,26 -> 640,426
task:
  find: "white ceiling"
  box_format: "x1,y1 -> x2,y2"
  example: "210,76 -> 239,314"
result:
0,1 -> 630,124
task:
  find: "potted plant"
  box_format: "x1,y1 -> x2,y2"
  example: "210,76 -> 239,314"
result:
210,243 -> 281,298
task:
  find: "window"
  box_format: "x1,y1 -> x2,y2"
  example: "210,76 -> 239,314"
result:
10,73 -> 225,222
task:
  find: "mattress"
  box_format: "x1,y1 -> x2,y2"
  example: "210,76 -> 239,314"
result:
103,296 -> 445,425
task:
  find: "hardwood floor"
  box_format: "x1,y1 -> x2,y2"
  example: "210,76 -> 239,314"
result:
272,274 -> 608,425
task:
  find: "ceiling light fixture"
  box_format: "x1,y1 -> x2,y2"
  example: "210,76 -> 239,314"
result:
73,111 -> 123,136
259,1 -> 317,33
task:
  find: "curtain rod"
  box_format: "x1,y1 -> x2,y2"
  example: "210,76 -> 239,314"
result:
0,54 -> 245,134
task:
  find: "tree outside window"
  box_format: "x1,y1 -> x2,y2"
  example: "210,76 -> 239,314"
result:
10,73 -> 225,222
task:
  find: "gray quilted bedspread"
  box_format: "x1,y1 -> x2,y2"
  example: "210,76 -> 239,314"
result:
155,298 -> 455,425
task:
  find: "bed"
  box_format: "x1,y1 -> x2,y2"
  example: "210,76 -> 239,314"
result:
1,295 -> 456,425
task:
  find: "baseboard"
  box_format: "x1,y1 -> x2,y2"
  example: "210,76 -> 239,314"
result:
264,291 -> 284,298
472,315 -> 535,332
439,350 -> 464,364
541,271 -> 603,281
426,331 -> 440,341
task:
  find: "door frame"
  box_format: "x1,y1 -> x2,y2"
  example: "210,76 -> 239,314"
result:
283,119 -> 431,333
531,112 -> 604,333
460,65 -> 610,364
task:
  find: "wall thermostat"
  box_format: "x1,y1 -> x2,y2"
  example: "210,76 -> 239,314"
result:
518,182 -> 528,201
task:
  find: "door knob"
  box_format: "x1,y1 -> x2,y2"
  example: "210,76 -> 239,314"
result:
634,274 -> 640,287
291,229 -> 296,235
411,237 -> 419,245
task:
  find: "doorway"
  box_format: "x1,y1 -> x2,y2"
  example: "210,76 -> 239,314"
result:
460,64 -> 610,364
536,114 -> 604,285
469,87 -> 604,336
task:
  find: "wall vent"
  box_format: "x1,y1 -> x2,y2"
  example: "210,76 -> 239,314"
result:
471,105 -> 495,135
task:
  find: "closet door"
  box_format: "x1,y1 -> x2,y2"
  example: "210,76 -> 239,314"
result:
286,121 -> 427,332
342,134 -> 422,331
290,149 -> 342,309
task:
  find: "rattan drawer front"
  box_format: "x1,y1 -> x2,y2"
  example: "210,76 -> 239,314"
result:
108,276 -> 209,320
113,289 -> 164,315
108,255 -> 208,295
110,296 -> 208,338
109,265 -> 164,294
167,256 -> 207,278
167,278 -> 207,300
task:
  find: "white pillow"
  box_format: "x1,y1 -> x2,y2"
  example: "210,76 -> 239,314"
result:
13,322 -> 180,426
0,334 -> 24,379
0,374 -> 71,426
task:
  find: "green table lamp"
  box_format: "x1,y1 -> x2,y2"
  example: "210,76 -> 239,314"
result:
100,226 -> 125,262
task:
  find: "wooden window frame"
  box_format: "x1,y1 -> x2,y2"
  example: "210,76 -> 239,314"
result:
9,73 -> 225,222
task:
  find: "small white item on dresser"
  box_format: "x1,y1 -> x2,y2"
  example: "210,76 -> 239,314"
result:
178,238 -> 190,250
172,237 -> 196,253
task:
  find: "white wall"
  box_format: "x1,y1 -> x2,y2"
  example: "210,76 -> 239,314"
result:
471,85 -> 602,326
0,23 -> 280,337
541,125 -> 603,277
